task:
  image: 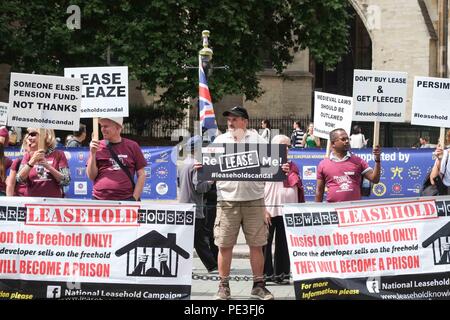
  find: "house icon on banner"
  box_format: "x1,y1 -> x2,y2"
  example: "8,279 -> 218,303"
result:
115,231 -> 190,277
422,222 -> 450,265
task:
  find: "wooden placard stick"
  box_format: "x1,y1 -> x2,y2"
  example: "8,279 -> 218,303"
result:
325,139 -> 331,158
38,128 -> 46,150
439,127 -> 446,147
373,121 -> 380,147
93,118 -> 99,141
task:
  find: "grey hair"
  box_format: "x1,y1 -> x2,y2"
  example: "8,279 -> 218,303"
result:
271,134 -> 290,145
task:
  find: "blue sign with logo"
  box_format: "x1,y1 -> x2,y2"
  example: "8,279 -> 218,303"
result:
6,146 -> 177,200
289,148 -> 435,201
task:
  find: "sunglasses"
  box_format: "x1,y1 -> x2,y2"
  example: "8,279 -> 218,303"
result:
28,132 -> 38,137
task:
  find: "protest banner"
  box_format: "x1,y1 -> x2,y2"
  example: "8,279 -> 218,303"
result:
64,66 -> 128,119
0,102 -> 8,126
313,91 -> 353,157
7,73 -> 82,132
353,70 -> 408,147
288,148 -> 434,201
5,146 -> 177,200
64,66 -> 128,141
411,76 -> 450,145
284,196 -> 450,300
353,70 -> 407,123
313,91 -> 353,140
198,143 -> 287,181
0,197 -> 194,300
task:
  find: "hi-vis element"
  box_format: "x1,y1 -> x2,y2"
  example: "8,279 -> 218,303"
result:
198,56 -> 217,134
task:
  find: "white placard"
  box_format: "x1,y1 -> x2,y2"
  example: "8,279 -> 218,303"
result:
313,92 -> 353,139
353,69 -> 407,122
8,73 -> 82,131
0,102 -> 8,126
64,66 -> 128,118
411,76 -> 450,127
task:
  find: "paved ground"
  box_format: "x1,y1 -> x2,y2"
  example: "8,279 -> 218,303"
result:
151,194 -> 297,300
190,230 -> 296,300
190,257 -> 295,300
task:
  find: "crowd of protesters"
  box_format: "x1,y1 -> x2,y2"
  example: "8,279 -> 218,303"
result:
5,107 -> 450,301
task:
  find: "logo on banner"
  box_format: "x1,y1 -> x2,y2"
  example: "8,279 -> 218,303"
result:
366,276 -> 380,294
303,182 -> 316,196
115,231 -> 190,277
155,166 -> 168,179
156,182 -> 168,195
407,166 -> 421,180
143,151 -> 152,161
143,183 -> 151,194
76,167 -> 86,177
373,183 -> 386,197
74,181 -> 87,195
144,166 -> 152,178
423,222 -> 450,265
156,152 -> 169,163
47,286 -> 61,299
390,166 -> 403,179
392,183 -> 402,194
77,152 -> 85,162
302,166 -> 317,180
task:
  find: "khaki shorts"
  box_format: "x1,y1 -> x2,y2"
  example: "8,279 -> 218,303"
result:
214,198 -> 268,247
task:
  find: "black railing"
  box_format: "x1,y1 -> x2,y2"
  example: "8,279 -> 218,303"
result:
121,115 -> 311,140
248,116 -> 311,137
122,119 -> 188,139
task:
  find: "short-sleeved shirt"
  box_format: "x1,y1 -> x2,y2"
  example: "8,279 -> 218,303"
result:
439,149 -> 450,186
317,152 -> 372,202
213,130 -> 267,201
92,138 -> 147,200
21,149 -> 69,197
11,158 -> 26,196
0,127 -> 9,146
291,129 -> 304,148
0,157 -> 13,193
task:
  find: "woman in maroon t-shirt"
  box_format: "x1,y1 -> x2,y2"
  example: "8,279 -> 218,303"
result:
6,134 -> 29,196
16,128 -> 70,198
0,144 -> 12,195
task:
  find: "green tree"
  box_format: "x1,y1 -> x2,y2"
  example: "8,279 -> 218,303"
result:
0,0 -> 350,107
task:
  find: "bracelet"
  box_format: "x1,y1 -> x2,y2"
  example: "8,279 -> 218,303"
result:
26,162 -> 34,168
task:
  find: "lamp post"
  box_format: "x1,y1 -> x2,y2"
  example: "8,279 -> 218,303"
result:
199,30 -> 213,79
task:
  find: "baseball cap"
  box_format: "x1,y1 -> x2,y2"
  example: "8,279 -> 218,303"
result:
222,106 -> 249,119
99,117 -> 123,127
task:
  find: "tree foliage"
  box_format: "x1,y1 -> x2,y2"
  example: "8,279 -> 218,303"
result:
0,0 -> 351,107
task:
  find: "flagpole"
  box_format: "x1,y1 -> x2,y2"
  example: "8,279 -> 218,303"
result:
199,30 -> 214,140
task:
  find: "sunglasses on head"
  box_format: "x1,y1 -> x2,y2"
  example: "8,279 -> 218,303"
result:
28,132 -> 38,137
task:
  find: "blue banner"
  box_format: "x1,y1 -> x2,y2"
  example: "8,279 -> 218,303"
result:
288,148 -> 435,201
5,146 -> 177,200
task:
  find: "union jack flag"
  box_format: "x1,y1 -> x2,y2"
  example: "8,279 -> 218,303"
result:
199,56 -> 217,137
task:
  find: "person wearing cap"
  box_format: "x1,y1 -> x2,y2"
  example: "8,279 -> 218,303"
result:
178,135 -> 218,273
87,117 -> 147,201
17,128 -> 70,197
210,105 -> 283,300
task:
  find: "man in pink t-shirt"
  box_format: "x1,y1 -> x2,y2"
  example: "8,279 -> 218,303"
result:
315,128 -> 381,203
87,117 -> 147,201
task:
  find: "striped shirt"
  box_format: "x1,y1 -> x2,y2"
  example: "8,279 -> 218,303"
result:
291,129 -> 304,148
